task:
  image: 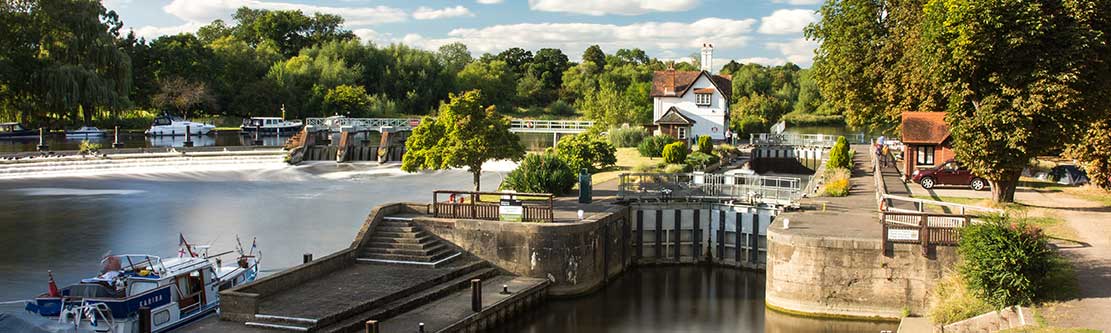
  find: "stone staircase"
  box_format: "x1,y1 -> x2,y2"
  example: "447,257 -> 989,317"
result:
356,217 -> 459,267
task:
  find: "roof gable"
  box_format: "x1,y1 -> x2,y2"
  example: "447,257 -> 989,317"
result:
651,70 -> 733,103
655,106 -> 696,125
901,112 -> 950,144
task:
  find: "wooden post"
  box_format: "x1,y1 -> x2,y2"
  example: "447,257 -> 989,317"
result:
471,279 -> 482,312
365,320 -> 379,333
919,214 -> 929,256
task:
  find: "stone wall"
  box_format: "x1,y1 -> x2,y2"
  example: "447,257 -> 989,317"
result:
765,221 -> 958,319
410,205 -> 632,296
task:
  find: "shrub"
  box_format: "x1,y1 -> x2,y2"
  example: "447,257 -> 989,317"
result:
547,100 -> 575,116
663,163 -> 689,173
928,274 -> 994,324
733,115 -> 769,136
959,216 -> 1055,308
686,152 -> 720,171
609,126 -> 648,148
638,135 -> 675,158
827,136 -> 852,169
822,167 -> 851,197
500,153 -> 576,195
632,162 -> 659,173
79,140 -> 101,155
554,133 -> 617,173
662,141 -> 688,164
696,135 -> 713,154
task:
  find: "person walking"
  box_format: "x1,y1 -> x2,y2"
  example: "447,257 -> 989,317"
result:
881,144 -> 891,167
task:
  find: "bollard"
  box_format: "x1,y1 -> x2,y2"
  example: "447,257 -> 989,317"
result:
112,126 -> 124,148
183,125 -> 194,147
471,279 -> 482,312
37,128 -> 49,151
303,253 -> 313,264
138,307 -> 152,333
501,284 -> 510,295
253,124 -> 263,146
365,320 -> 379,333
418,322 -> 425,333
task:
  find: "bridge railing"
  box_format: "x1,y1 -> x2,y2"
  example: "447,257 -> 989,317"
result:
618,173 -> 803,206
509,119 -> 594,133
305,117 -> 420,132
749,133 -> 867,147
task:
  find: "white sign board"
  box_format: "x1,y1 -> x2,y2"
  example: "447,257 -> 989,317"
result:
499,199 -> 524,222
887,229 -> 919,242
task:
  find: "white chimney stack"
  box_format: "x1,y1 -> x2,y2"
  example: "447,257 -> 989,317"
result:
700,43 -> 713,72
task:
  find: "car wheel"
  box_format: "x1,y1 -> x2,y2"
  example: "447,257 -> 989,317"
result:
970,178 -> 986,191
920,177 -> 935,189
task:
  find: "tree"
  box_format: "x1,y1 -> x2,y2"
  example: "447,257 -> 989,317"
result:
578,80 -> 649,128
527,48 -> 570,105
720,60 -> 742,75
149,33 -> 215,84
552,133 -> 616,173
152,77 -> 214,118
614,48 -> 649,66
1066,121 -> 1111,190
582,45 -> 606,73
231,7 -> 354,57
402,90 -> 525,191
437,42 -> 473,74
920,0 -> 1111,202
323,85 -> 371,117
495,47 -> 533,76
456,60 -> 517,108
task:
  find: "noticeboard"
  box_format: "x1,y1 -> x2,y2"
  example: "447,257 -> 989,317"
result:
499,199 -> 524,222
887,228 -> 919,242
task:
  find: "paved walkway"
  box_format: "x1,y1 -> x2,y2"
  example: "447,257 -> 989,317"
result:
777,145 -> 882,238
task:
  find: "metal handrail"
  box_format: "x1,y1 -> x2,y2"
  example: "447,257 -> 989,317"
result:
617,172 -> 804,206
749,133 -> 867,147
508,119 -> 594,132
304,117 -> 420,132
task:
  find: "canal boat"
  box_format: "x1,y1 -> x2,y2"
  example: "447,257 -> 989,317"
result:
23,236 -> 260,333
0,122 -> 37,139
239,117 -> 303,134
145,115 -> 215,136
65,126 -> 107,139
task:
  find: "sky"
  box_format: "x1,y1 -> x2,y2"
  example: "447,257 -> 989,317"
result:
102,0 -> 823,68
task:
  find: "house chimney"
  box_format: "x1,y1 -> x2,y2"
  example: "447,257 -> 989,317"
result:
665,63 -> 676,95
700,43 -> 713,72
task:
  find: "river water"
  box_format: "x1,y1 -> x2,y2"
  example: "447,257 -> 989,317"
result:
0,166 -> 895,332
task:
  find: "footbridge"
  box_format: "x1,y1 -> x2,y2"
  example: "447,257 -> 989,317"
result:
303,117 -> 592,134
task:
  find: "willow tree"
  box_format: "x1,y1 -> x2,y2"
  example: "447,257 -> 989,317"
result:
920,0 -> 1111,202
401,90 -> 525,191
17,0 -> 133,125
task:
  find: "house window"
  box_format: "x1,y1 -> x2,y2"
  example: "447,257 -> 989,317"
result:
696,93 -> 712,106
676,127 -> 688,140
916,145 -> 935,166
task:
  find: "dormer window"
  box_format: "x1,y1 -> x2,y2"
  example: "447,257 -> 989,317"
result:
696,93 -> 712,106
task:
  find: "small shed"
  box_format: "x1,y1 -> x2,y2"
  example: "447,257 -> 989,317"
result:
901,112 -> 956,180
654,106 -> 696,141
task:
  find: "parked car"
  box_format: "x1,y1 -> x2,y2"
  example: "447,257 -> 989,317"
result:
911,160 -> 988,191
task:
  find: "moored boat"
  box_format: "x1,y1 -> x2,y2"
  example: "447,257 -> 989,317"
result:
65,126 -> 107,139
0,122 -> 37,139
23,235 -> 260,333
240,117 -> 303,134
145,115 -> 215,136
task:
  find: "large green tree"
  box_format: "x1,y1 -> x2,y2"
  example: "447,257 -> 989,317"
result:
920,0 -> 1111,202
402,90 -> 525,191
456,60 -> 517,108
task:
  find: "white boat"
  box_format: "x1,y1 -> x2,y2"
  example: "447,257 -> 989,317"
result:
240,117 -> 303,134
65,126 -> 107,139
145,116 -> 215,136
24,236 -> 260,333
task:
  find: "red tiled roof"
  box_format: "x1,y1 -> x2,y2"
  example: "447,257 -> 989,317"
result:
651,70 -> 733,103
901,112 -> 950,144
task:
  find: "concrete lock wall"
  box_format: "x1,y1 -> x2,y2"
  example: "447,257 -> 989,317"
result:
765,225 -> 958,319
630,203 -> 774,269
410,205 -> 632,297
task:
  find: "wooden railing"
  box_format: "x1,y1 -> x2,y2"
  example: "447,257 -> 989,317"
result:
431,190 -> 554,223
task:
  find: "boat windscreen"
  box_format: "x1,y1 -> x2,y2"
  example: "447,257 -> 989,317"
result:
65,283 -> 117,298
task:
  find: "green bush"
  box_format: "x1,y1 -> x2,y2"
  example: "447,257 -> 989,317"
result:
696,135 -> 712,154
662,163 -> 689,173
827,136 -> 852,169
547,100 -> 575,116
637,135 -> 674,158
609,126 -> 648,148
662,141 -> 688,164
959,216 -> 1055,308
685,152 -> 720,171
733,115 -> 769,136
79,140 -> 101,155
553,133 -> 617,173
500,153 -> 576,195
822,167 -> 851,197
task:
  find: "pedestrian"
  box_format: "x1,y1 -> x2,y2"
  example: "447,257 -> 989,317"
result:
881,144 -> 891,167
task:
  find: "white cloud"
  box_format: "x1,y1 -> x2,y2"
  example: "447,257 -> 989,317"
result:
772,0 -> 823,5
162,0 -> 408,26
130,22 -> 208,40
766,38 -> 819,66
477,0 -> 504,4
413,6 -> 474,20
528,0 -> 699,16
394,18 -> 756,59
738,57 -> 787,66
758,9 -> 818,35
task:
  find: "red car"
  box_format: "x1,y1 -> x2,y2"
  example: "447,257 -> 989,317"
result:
910,160 -> 989,191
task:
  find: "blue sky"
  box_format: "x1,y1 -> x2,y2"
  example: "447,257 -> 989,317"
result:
103,0 -> 822,68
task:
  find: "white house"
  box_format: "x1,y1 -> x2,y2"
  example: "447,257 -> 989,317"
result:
649,43 -> 732,142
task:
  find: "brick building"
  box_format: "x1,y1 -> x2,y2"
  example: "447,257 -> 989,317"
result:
901,112 -> 956,180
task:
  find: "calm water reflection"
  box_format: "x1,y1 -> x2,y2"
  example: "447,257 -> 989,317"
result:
498,266 -> 897,333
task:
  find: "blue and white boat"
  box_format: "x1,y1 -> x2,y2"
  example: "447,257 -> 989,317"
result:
24,236 -> 260,333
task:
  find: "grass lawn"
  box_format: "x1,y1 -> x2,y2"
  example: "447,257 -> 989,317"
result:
909,195 -> 994,214
591,147 -> 659,185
